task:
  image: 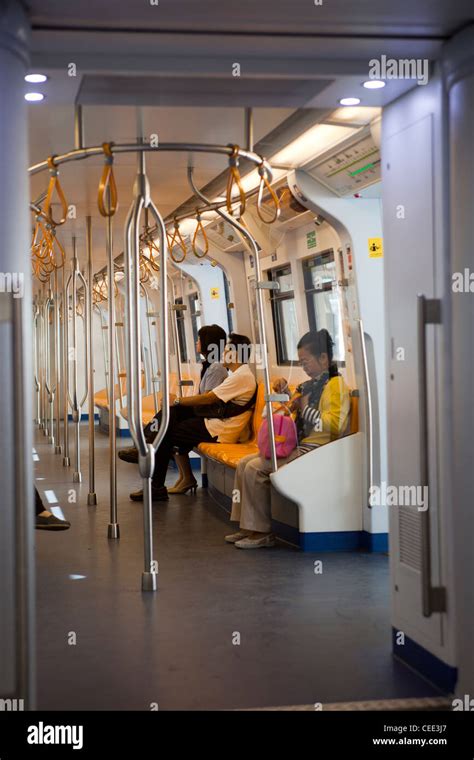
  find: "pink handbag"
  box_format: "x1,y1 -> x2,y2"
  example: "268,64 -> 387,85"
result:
257,413 -> 298,459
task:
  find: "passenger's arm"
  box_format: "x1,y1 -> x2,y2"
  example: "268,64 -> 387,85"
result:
175,391 -> 219,407
300,379 -> 349,436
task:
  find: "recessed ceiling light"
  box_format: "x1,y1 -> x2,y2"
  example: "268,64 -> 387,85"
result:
25,92 -> 45,102
25,73 -> 48,84
339,97 -> 361,106
363,80 -> 386,89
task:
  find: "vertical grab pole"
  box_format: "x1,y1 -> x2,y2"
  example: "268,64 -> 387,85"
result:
67,240 -> 89,483
187,165 -> 278,471
86,216 -> 97,505
106,206 -> 120,539
62,256 -> 71,466
123,141 -> 169,591
71,252 -> 80,481
44,289 -> 55,445
33,303 -> 41,426
41,288 -> 49,437
54,268 -> 62,454
142,283 -> 160,411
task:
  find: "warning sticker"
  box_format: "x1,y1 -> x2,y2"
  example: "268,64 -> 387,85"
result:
368,237 -> 383,258
210,287 -> 220,299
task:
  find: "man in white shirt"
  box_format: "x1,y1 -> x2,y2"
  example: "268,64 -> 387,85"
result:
126,334 -> 257,502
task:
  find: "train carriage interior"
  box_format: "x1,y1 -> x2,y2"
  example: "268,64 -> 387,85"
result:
1,0 -> 474,715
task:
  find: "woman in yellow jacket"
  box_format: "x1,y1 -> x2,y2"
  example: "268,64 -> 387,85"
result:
227,329 -> 350,548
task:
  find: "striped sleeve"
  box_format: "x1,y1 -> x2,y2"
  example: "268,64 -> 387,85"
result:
301,403 -> 321,430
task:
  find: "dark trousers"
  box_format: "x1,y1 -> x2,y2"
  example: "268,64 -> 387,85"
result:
35,487 -> 44,516
144,406 -> 217,488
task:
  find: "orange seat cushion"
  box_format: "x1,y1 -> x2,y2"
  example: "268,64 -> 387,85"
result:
349,394 -> 358,434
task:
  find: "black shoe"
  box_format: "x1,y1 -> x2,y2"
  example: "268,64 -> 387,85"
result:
129,486 -> 169,502
36,514 -> 71,530
118,447 -> 139,463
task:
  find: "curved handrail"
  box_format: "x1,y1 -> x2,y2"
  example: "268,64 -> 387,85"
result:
187,165 -> 278,472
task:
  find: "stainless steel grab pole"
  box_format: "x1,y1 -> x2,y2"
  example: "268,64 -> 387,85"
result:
95,304 -> 110,403
54,268 -> 62,454
43,289 -> 55,445
358,319 -> 373,505
188,166 -> 278,472
106,210 -> 119,539
62,257 -> 71,466
33,303 -> 41,426
66,244 -> 89,483
123,145 -> 169,591
86,216 -> 97,505
41,289 -> 49,438
141,282 -> 161,411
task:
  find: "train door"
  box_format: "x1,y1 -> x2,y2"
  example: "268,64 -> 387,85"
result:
382,73 -> 456,691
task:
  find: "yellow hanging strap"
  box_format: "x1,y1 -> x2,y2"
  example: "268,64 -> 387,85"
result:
226,145 -> 246,218
167,219 -> 187,263
256,161 -> 281,224
192,211 -> 208,258
97,142 -> 118,217
44,156 -> 68,226
47,225 -> 66,270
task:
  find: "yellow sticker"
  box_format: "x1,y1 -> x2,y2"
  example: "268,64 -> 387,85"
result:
210,287 -> 220,299
368,237 -> 383,258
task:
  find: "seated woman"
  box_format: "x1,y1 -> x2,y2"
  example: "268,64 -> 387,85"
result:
169,323 -> 228,494
227,329 -> 350,549
126,333 -> 257,502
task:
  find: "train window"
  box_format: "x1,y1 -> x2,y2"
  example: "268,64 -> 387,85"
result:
267,265 -> 299,365
188,292 -> 202,361
302,250 -> 345,362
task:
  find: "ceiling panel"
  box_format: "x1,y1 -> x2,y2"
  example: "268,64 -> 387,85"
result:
27,0 -> 474,37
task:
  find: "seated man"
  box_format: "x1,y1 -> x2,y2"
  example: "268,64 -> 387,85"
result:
122,333 -> 257,502
227,329 -> 350,549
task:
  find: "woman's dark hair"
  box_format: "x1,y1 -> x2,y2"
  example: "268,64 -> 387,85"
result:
198,324 -> 227,378
297,329 -> 338,376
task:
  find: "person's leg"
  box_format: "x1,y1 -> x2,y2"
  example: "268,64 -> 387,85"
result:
224,454 -> 261,543
35,486 -> 45,516
168,453 -> 197,493
152,417 -> 214,489
35,487 -> 71,530
234,450 -> 302,548
120,405 -> 194,464
237,455 -> 274,535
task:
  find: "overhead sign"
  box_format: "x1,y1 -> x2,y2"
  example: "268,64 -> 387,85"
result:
368,237 -> 383,258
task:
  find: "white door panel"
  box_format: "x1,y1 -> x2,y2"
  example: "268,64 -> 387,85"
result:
383,114 -> 443,648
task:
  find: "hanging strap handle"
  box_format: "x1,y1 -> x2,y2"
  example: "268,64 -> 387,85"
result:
192,210 -> 209,258
226,144 -> 246,218
256,161 -> 281,224
98,142 -> 118,218
168,219 -> 187,263
44,156 -> 68,226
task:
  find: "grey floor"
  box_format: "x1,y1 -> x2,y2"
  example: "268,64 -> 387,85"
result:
34,423 -> 442,710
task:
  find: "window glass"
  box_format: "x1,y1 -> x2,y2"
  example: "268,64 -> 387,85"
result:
268,265 -> 298,365
303,250 -> 345,363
